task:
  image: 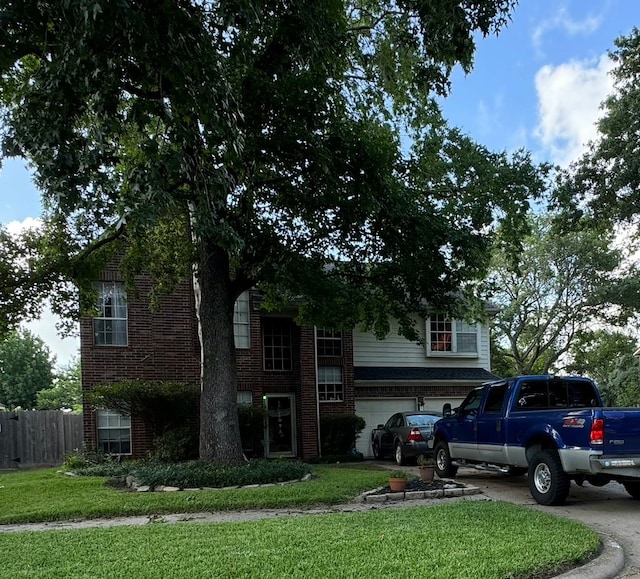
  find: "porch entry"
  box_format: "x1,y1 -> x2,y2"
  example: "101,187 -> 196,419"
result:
263,394 -> 297,458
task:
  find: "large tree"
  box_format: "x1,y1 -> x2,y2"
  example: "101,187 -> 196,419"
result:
0,329 -> 54,410
0,1 -> 546,463
36,356 -> 82,412
488,214 -> 625,375
566,330 -> 640,406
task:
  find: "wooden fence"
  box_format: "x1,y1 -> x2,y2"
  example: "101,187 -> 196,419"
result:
0,411 -> 83,470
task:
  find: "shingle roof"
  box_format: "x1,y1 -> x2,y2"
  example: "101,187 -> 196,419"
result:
354,367 -> 500,382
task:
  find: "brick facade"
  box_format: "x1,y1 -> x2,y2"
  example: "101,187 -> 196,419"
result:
81,274 -> 354,460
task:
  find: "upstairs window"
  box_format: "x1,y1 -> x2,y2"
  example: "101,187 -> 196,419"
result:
263,319 -> 292,371
317,328 -> 342,357
233,292 -> 250,349
93,282 -> 128,346
427,315 -> 478,357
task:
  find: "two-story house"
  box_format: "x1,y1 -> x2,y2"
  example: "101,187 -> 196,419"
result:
81,265 -> 498,460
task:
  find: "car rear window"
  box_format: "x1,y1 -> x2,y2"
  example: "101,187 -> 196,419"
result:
406,414 -> 440,426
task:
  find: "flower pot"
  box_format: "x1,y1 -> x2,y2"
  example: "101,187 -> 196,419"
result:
419,466 -> 435,483
388,477 -> 408,492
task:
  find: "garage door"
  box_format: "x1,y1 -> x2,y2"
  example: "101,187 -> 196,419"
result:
355,398 -> 417,458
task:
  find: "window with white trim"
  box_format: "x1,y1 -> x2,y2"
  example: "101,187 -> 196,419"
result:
93,282 -> 128,346
233,292 -> 250,349
317,328 -> 342,356
96,409 -> 131,455
427,315 -> 478,356
318,366 -> 343,402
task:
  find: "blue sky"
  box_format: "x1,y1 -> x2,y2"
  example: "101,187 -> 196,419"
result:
1,0 -> 638,365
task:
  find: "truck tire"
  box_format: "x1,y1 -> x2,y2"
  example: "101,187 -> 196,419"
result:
434,441 -> 458,478
394,442 -> 405,466
528,449 -> 570,506
623,481 -> 640,499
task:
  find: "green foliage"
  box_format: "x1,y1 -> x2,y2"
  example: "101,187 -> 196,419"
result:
0,0 -> 544,463
36,356 -> 82,412
488,213 -> 625,375
567,330 -> 640,406
88,380 -> 199,438
0,328 -> 54,409
320,413 -> 366,455
150,426 -> 199,463
126,459 -> 312,490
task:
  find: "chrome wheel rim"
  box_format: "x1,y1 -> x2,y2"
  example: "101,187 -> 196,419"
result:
534,462 -> 552,494
436,448 -> 447,471
395,445 -> 402,465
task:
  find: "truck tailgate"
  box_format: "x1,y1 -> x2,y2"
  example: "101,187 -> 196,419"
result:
603,409 -> 640,455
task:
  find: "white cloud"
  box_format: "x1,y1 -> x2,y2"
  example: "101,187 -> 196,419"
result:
6,216 -> 41,236
532,6 -> 603,56
533,54 -> 614,166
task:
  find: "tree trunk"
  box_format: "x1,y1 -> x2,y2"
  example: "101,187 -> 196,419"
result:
195,238 -> 245,464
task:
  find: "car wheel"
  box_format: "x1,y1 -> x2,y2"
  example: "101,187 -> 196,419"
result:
434,441 -> 458,478
372,442 -> 382,460
394,442 -> 405,466
623,481 -> 640,499
528,449 -> 570,506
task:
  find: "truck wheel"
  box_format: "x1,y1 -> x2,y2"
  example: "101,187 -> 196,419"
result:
394,443 -> 405,466
372,442 -> 382,460
434,441 -> 458,478
623,481 -> 640,499
528,449 -> 570,506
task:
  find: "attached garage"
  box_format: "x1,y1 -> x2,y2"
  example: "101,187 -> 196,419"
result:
355,398 -> 417,458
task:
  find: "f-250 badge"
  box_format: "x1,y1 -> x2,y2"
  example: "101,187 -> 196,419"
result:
563,418 -> 585,428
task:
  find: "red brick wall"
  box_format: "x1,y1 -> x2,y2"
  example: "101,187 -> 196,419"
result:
82,278 -> 354,460
81,265 -> 200,458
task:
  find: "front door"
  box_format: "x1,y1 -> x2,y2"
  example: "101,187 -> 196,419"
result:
264,394 -> 297,458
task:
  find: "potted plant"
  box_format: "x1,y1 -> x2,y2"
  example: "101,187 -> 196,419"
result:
387,471 -> 408,492
417,454 -> 436,483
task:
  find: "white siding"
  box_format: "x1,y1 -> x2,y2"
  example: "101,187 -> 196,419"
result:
353,316 -> 491,370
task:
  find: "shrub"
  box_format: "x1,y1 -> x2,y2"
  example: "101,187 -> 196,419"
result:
130,459 -> 312,489
151,426 -> 199,463
88,380 -> 199,438
320,414 -> 366,455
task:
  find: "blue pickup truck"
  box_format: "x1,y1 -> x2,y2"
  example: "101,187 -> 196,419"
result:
432,375 -> 640,505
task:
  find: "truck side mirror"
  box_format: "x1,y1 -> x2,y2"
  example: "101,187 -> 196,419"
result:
443,403 -> 452,417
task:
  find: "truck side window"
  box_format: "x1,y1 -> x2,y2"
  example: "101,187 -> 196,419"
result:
567,381 -> 598,407
516,381 -> 549,410
484,384 -> 507,413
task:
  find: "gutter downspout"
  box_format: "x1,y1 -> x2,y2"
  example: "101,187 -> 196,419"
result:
314,326 -> 321,457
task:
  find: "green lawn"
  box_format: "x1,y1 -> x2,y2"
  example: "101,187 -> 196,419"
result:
0,465 -> 600,578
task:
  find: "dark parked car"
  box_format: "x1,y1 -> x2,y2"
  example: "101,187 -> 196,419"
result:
371,411 -> 442,466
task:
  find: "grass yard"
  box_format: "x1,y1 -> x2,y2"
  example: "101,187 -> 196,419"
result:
0,465 -> 600,578
0,464 -> 388,524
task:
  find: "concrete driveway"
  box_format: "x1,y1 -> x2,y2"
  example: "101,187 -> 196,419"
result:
446,467 -> 640,578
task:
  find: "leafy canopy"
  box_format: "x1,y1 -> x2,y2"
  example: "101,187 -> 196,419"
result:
0,329 -> 54,410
